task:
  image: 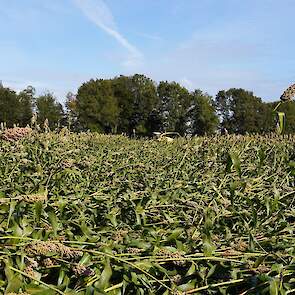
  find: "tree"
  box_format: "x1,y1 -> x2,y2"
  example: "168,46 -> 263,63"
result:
65,92 -> 80,131
214,90 -> 231,129
36,93 -> 64,128
112,74 -> 159,136
145,108 -> 162,135
0,87 -> 20,127
157,81 -> 191,135
188,90 -> 218,135
215,88 -> 266,134
76,79 -> 119,133
18,86 -> 35,126
257,102 -> 274,133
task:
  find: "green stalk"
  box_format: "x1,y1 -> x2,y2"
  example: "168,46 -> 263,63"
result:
77,248 -> 173,292
273,101 -> 282,112
185,278 -> 244,294
9,266 -> 65,295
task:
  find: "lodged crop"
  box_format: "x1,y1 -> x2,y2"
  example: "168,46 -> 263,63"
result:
0,131 -> 294,294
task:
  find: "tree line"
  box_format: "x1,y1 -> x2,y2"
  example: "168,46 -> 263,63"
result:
1,74 -> 294,135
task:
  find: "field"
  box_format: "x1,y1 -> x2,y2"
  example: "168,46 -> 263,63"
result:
0,131 -> 294,294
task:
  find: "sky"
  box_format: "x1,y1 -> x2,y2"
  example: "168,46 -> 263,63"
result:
0,0 -> 294,102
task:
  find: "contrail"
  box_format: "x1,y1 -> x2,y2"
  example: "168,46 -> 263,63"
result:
73,0 -> 143,66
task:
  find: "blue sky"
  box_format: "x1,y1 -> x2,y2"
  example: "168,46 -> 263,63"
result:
0,0 -> 294,102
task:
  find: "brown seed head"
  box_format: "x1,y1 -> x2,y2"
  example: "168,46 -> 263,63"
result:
22,192 -> 47,203
171,274 -> 182,284
156,249 -> 186,266
1,127 -> 32,142
255,264 -> 271,274
222,249 -> 241,257
234,240 -> 248,252
113,229 -> 128,243
126,247 -> 142,255
61,159 -> 76,169
24,265 -> 37,278
25,241 -> 82,259
42,258 -> 56,267
72,264 -> 95,276
280,83 -> 295,102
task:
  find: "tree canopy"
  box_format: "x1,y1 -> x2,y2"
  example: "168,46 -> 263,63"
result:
0,86 -> 34,127
36,93 -> 64,128
0,75 -> 294,135
76,79 -> 119,133
215,88 -> 271,134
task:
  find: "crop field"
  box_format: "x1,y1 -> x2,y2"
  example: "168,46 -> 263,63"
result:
0,131 -> 294,294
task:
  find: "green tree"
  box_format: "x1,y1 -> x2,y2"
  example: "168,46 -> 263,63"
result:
112,76 -> 132,133
157,81 -> 191,135
65,92 -> 80,131
215,88 -> 266,134
258,102 -> 274,133
189,90 -> 218,135
145,108 -> 162,135
112,74 -> 158,135
36,93 -> 64,128
214,90 -> 231,128
76,79 -> 119,133
0,87 -> 20,127
18,86 -> 35,126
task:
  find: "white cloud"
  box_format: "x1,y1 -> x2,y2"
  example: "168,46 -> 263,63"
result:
73,0 -> 143,68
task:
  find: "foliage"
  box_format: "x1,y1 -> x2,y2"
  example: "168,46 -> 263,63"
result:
188,90 -> 218,135
65,92 -> 80,131
0,87 -> 19,127
215,88 -> 269,134
76,76 -> 218,136
36,93 -> 64,128
269,101 -> 295,134
76,79 -> 119,133
3,78 -> 295,136
110,74 -> 159,135
0,86 -> 34,128
0,132 -> 294,294
17,86 -> 36,127
157,81 -> 191,135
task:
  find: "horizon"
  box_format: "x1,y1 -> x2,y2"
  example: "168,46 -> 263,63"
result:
0,0 -> 294,102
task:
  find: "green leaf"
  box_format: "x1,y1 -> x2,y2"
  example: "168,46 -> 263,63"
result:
134,261 -> 153,271
186,263 -> 196,276
48,210 -> 58,236
167,228 -> 183,241
25,284 -> 56,295
7,200 -> 16,229
276,112 -> 285,135
177,281 -> 196,292
79,253 -> 92,265
203,241 -> 215,256
96,258 -> 112,290
207,264 -> 217,279
34,201 -> 43,223
269,279 -> 279,295
229,151 -> 241,177
5,275 -> 23,293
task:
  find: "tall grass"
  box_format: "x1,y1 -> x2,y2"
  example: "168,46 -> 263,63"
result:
0,132 -> 294,294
